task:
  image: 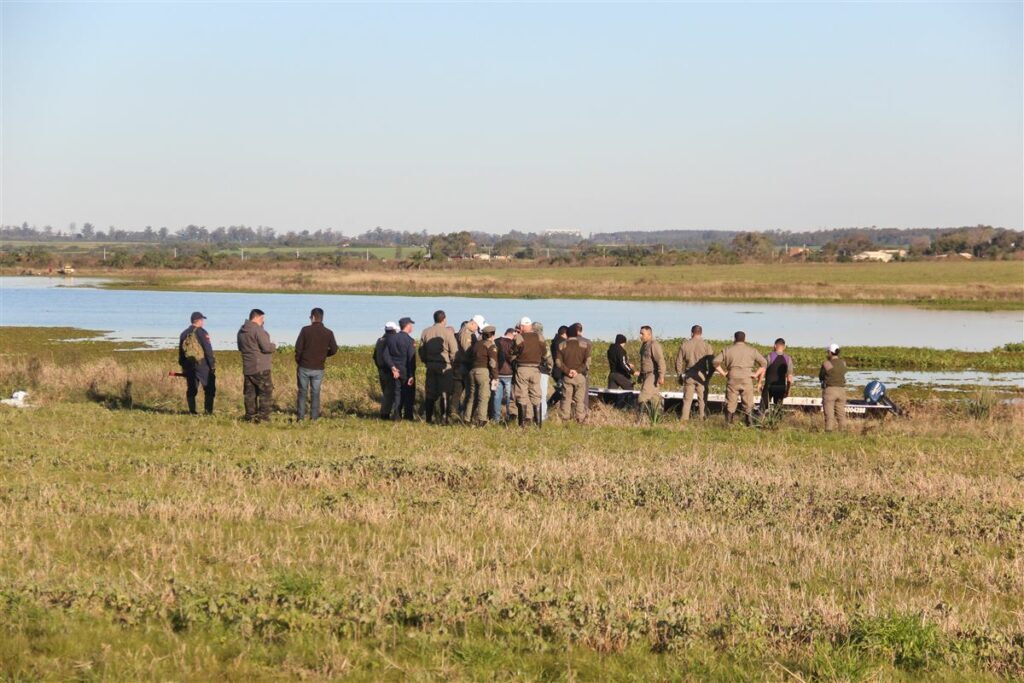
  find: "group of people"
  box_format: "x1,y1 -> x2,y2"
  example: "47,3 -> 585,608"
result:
176,307 -> 850,431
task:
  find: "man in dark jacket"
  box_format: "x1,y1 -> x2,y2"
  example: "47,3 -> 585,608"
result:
237,308 -> 276,423
491,328 -> 516,423
382,317 -> 416,420
294,307 -> 338,421
373,322 -> 398,419
178,311 -> 216,415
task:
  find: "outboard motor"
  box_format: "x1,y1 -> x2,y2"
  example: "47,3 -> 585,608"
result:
864,380 -> 902,416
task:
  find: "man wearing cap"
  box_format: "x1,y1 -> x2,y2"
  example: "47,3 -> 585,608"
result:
510,317 -> 552,427
237,308 -> 276,423
555,323 -> 592,423
373,322 -> 399,419
637,325 -> 666,416
465,324 -> 498,426
819,344 -> 848,432
452,314 -> 486,420
713,331 -> 768,426
419,310 -> 459,424
382,317 -> 416,420
178,311 -> 216,415
675,324 -> 715,421
294,307 -> 338,421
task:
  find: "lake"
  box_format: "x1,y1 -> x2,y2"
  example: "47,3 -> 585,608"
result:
1,275 -> 1022,351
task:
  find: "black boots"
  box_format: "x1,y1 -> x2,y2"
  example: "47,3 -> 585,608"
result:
425,400 -> 435,424
517,403 -> 526,427
534,404 -> 543,428
725,411 -> 735,425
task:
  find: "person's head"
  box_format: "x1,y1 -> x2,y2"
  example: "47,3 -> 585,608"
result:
615,333 -> 627,346
249,308 -> 265,326
640,325 -> 653,342
828,343 -> 841,357
190,311 -> 206,328
774,337 -> 786,353
570,322 -> 583,337
399,316 -> 415,334
734,331 -> 746,343
556,325 -> 569,339
533,322 -> 544,337
482,325 -> 496,340
433,310 -> 446,324
504,327 -> 516,339
310,307 -> 324,323
470,314 -> 486,331
519,316 -> 533,333
691,324 -> 703,338
567,325 -> 579,338
385,321 -> 398,334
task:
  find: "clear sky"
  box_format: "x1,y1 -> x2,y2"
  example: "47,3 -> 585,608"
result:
2,2 -> 1021,234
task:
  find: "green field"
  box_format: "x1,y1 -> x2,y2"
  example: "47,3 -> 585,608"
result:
0,327 -> 1022,679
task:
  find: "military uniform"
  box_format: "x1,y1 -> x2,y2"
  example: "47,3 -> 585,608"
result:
819,357 -> 848,432
419,323 -> 458,422
675,337 -> 714,421
453,324 -> 476,417
555,336 -> 592,422
511,331 -> 552,425
638,338 -> 666,411
373,333 -> 395,419
713,342 -> 767,424
466,336 -> 498,425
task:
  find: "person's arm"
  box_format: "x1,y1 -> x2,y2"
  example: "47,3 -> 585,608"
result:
178,333 -> 187,368
543,341 -> 554,374
713,351 -> 727,377
405,340 -> 416,385
382,340 -> 399,378
674,345 -> 685,376
554,342 -> 565,374
294,328 -> 305,365
327,331 -> 338,358
819,361 -> 830,386
654,343 -> 666,385
785,354 -> 794,384
445,331 -> 458,365
257,327 -> 276,354
488,345 -> 498,381
200,329 -> 215,370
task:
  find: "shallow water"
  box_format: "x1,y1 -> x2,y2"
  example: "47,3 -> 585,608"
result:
1,275 -> 1022,351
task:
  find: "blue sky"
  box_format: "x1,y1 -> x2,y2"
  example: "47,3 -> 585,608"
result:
2,2 -> 1021,234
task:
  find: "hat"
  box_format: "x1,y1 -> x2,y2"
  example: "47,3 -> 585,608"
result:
398,317 -> 414,329
828,343 -> 840,354
519,316 -> 532,326
385,321 -> 399,332
471,314 -> 486,329
482,325 -> 496,334
190,311 -> 206,322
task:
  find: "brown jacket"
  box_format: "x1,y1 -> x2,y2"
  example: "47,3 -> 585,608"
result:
675,337 -> 714,376
512,331 -> 550,367
454,324 -> 476,371
419,323 -> 458,369
295,322 -> 338,370
470,339 -> 499,380
714,342 -> 767,382
555,337 -> 592,375
639,339 -> 666,383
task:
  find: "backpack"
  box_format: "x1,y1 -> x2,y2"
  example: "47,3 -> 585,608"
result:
182,328 -> 205,363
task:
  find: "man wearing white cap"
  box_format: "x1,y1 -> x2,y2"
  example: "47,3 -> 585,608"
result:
819,344 -> 848,432
510,317 -> 553,427
453,314 -> 486,420
373,322 -> 399,419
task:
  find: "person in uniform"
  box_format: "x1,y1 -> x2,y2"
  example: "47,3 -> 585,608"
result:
419,310 -> 458,424
555,324 -> 592,423
819,343 -> 848,432
454,314 -> 486,420
382,317 -> 416,421
178,311 -> 216,415
674,324 -> 714,421
373,322 -> 399,419
510,317 -> 552,427
713,331 -> 767,425
637,325 -> 666,416
466,324 -> 498,426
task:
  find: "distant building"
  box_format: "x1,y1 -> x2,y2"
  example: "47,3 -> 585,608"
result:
853,249 -> 907,263
787,247 -> 809,258
472,253 -> 492,260
544,229 -> 582,238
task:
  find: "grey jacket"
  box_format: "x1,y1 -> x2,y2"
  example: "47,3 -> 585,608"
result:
237,320 -> 276,375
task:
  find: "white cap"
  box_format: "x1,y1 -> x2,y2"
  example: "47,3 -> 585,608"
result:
471,314 -> 486,329
828,343 -> 840,353
519,316 -> 532,326
385,321 -> 399,331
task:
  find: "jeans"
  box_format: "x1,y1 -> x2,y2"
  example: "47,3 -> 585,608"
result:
296,367 -> 325,420
491,375 -> 513,422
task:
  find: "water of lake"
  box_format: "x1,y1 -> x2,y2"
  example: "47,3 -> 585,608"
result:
1,276 -> 1022,351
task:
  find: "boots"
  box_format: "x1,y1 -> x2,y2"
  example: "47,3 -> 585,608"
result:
744,411 -> 753,427
439,396 -> 449,425
534,404 -> 543,428
517,403 -> 526,427
425,400 -> 434,424
725,411 -> 735,425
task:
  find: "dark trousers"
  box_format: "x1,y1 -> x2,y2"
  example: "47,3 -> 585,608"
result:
608,372 -> 633,408
760,384 -> 788,412
378,369 -> 394,418
389,377 -> 414,420
243,370 -> 273,422
186,370 -> 216,414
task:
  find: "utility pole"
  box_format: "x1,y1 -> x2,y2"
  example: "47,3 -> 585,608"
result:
102,247 -> 106,261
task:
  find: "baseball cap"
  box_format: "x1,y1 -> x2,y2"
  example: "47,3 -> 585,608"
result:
190,311 -> 206,322
385,321 -> 399,331
398,317 -> 415,328
482,324 -> 496,334
519,316 -> 532,326
828,343 -> 840,354
471,314 -> 486,329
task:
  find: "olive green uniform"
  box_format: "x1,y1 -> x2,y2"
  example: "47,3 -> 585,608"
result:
466,338 -> 498,425
819,356 -> 848,432
675,337 -> 714,420
419,323 -> 458,406
638,339 -> 666,410
555,337 -> 592,422
713,342 -> 767,421
511,331 -> 552,423
453,324 -> 475,416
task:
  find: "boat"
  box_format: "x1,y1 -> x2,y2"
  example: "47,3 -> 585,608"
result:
587,387 -> 899,417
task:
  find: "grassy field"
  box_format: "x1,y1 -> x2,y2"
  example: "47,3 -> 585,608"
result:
1,328 -> 1022,680
82,260 -> 1024,310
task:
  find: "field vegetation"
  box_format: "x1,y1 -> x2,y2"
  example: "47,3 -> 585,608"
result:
0,327 -> 1021,679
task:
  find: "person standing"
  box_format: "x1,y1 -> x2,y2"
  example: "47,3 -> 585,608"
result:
819,343 -> 848,432
492,328 -> 517,423
548,325 -> 569,409
178,311 -> 216,415
294,307 -> 338,421
534,322 -> 552,421
466,325 -> 498,426
510,317 -> 552,427
637,326 -> 666,415
237,308 -> 276,423
555,324 -> 592,423
373,322 -> 398,419
419,310 -> 459,424
761,337 -> 794,411
453,314 -> 485,420
713,331 -> 767,425
383,317 -> 416,420
675,324 -> 715,421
